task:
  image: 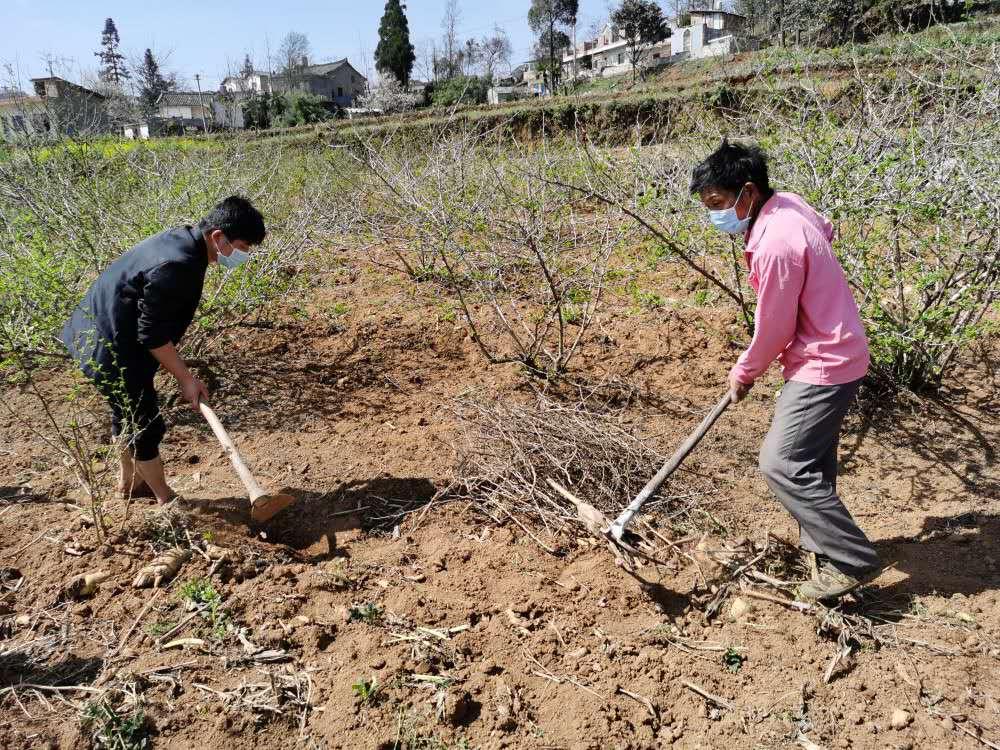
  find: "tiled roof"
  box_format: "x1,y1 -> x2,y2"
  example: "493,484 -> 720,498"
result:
157,91 -> 214,106
303,59 -> 349,76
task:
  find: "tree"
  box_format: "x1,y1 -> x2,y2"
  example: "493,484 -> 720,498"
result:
440,0 -> 463,79
532,29 -> 571,90
611,0 -> 670,82
243,92 -> 273,129
358,77 -> 421,113
278,31 -> 311,88
429,75 -> 488,106
240,54 -> 255,79
478,26 -> 513,82
460,39 -> 480,76
94,18 -> 129,85
528,0 -> 579,92
135,48 -> 174,120
375,0 -> 417,86
278,91 -> 329,126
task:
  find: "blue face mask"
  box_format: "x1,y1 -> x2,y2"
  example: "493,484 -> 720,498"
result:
708,187 -> 751,234
217,238 -> 250,269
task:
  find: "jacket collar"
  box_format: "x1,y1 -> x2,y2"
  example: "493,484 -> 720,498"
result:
185,225 -> 209,266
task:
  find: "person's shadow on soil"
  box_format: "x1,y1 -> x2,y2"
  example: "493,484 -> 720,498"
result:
191,476 -> 438,560
874,511 -> 1000,602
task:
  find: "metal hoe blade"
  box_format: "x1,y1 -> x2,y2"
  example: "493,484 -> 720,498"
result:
607,392 -> 731,544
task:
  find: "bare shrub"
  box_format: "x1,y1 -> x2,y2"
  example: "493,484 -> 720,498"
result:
0,134 -> 332,526
554,36 -> 1000,393
0,137 -> 324,359
738,39 -> 1000,391
449,394 -> 665,545
347,126 -> 628,377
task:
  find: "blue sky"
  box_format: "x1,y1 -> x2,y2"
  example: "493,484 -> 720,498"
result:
1,0 -> 615,91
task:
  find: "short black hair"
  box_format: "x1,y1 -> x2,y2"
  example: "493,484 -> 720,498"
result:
198,196 -> 266,245
690,139 -> 773,198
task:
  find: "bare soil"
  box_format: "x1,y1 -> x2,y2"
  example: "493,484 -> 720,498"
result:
1,255 -> 998,749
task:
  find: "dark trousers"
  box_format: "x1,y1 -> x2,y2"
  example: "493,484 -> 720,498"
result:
758,378 -> 880,574
93,366 -> 165,462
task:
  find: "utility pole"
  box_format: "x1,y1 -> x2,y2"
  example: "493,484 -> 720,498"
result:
194,73 -> 209,133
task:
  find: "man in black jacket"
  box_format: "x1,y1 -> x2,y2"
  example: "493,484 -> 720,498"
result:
61,196 -> 266,504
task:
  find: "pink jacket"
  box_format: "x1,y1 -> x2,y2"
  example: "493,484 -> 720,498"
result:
730,192 -> 869,386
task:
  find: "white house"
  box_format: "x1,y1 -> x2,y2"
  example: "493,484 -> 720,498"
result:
562,1 -> 745,79
221,58 -> 367,108
154,91 -> 244,132
487,61 -> 549,105
0,77 -> 110,142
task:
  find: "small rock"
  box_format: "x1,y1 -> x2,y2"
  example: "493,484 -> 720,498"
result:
890,709 -> 912,730
941,717 -> 955,731
565,646 -> 589,660
728,597 -> 752,621
371,658 -> 386,670
14,614 -> 31,627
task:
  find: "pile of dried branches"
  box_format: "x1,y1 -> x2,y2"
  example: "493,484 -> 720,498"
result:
449,395 -> 670,544
194,666 -> 314,734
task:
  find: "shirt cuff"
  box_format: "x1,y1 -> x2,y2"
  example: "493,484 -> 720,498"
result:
729,363 -> 756,385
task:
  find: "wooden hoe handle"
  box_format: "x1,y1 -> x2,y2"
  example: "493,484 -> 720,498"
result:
198,401 -> 267,502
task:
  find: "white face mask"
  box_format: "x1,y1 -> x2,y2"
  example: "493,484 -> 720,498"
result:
707,187 -> 752,234
217,237 -> 249,269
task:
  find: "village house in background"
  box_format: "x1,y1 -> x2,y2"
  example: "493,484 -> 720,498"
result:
562,2 -> 746,80
122,90 -> 243,138
221,57 -> 367,109
486,60 -> 551,105
0,77 -> 109,141
487,2 -> 745,105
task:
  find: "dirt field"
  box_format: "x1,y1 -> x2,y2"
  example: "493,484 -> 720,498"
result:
1,254 -> 998,750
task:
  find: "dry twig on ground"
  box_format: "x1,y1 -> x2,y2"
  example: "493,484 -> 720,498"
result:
449,394 -> 675,543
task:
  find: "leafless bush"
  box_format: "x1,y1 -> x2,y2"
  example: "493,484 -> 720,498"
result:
734,39 -> 1000,390
449,394 -> 665,544
345,126 -> 628,377
554,36 -> 1000,392
0,134 -> 332,524
538,142 -> 757,331
0,137 -> 324,359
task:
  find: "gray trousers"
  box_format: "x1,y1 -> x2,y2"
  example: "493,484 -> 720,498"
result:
759,378 -> 880,573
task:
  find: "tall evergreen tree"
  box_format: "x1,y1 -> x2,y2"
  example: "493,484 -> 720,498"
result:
136,48 -> 173,120
375,0 -> 417,85
240,54 -> 255,79
95,18 -> 130,84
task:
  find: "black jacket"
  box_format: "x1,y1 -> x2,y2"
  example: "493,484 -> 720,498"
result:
61,226 -> 209,383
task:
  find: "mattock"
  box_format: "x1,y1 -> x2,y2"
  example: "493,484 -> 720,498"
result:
550,392 -> 731,565
199,401 -> 295,523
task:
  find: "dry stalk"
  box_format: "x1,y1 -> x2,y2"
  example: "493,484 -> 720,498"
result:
449,394 -> 683,544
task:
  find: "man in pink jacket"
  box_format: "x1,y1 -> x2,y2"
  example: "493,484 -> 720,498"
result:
691,140 -> 882,601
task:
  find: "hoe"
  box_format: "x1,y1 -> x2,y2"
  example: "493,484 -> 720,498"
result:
199,401 -> 295,523
550,392 -> 731,564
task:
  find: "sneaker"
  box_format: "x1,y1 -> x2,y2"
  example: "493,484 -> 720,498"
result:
797,559 -> 882,602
